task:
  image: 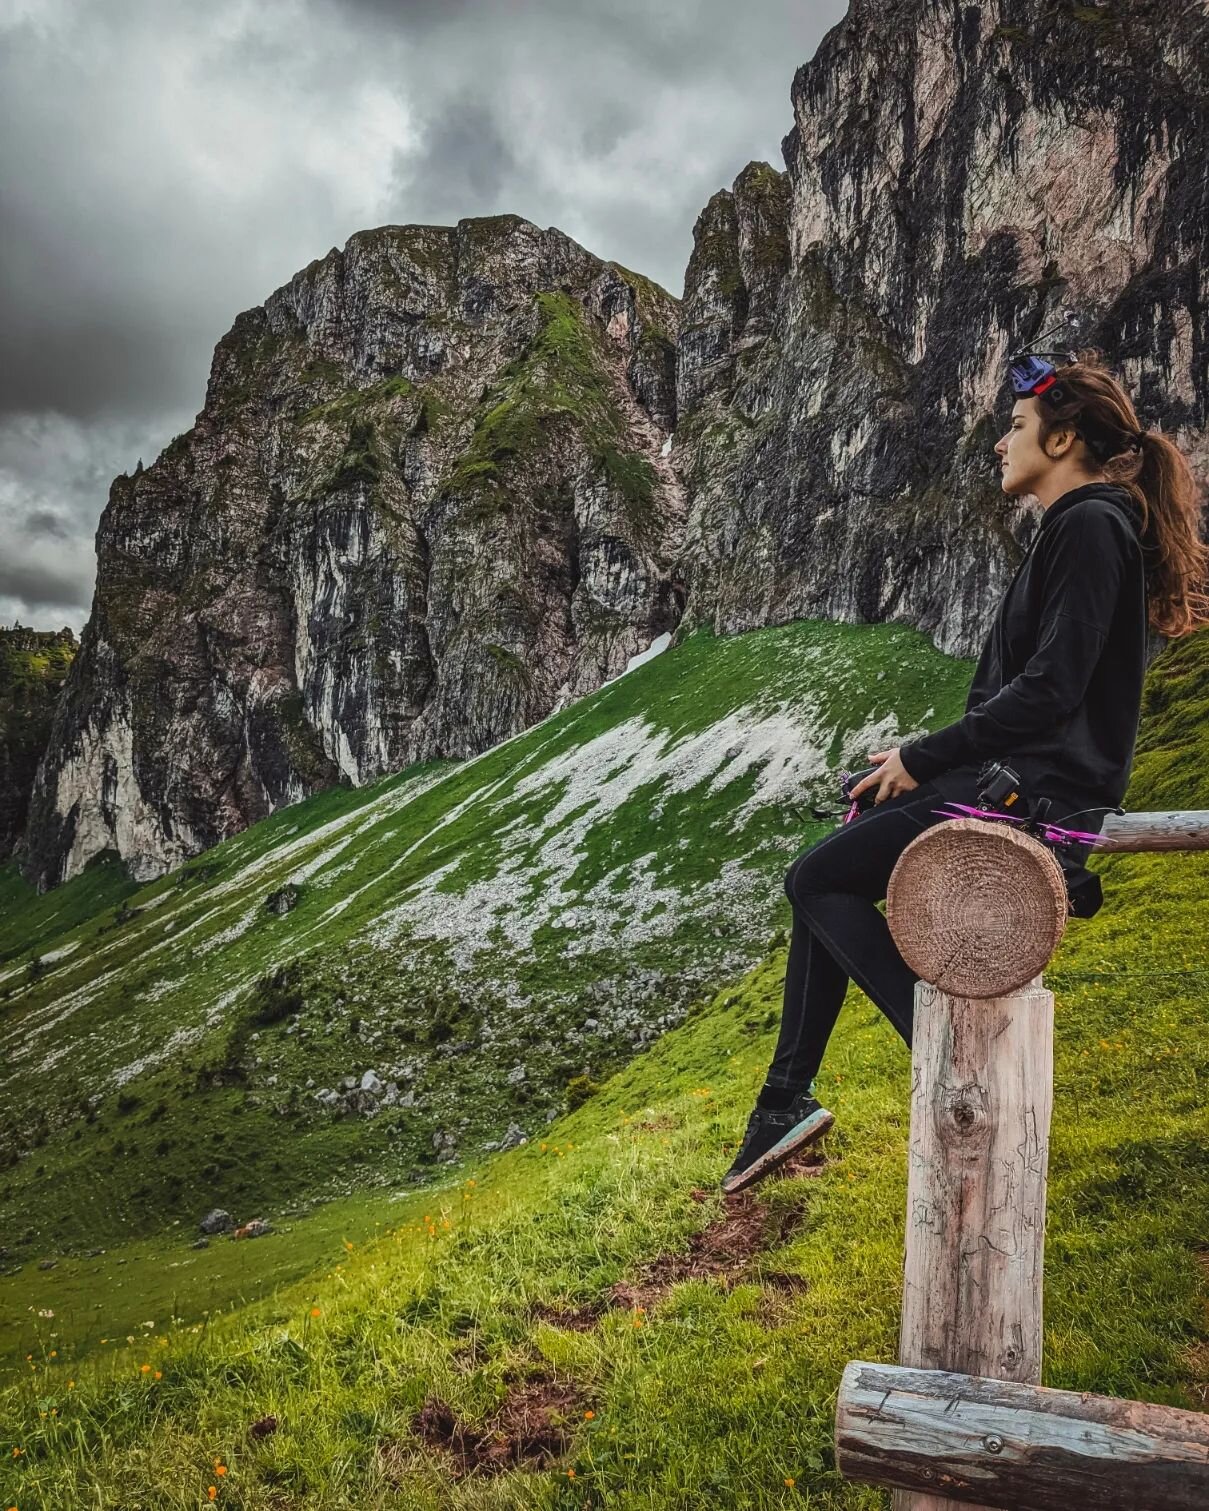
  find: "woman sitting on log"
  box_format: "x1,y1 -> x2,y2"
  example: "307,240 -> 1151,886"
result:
721,348 -> 1209,1195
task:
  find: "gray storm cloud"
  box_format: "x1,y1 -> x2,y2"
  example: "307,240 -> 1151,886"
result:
0,0 -> 845,632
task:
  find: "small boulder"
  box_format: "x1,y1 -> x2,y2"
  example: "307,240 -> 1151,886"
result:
264,884 -> 301,915
231,1218 -> 272,1240
499,1122 -> 528,1150
200,1208 -> 234,1235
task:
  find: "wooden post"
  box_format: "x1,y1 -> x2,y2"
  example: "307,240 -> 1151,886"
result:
893,978 -> 1053,1511
832,814 -> 1209,1508
837,1361 -> 1209,1511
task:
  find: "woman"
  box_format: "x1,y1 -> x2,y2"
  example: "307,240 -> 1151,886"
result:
721,355 -> 1209,1196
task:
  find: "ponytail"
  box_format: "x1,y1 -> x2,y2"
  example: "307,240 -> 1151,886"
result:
1127,426 -> 1209,637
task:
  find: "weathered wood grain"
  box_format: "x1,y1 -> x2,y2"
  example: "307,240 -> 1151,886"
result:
891,980 -> 1053,1511
1097,810 -> 1209,851
838,1361 -> 1209,1511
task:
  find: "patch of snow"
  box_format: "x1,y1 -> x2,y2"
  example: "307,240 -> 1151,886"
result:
41,941 -> 81,964
112,1023 -> 210,1087
615,631 -> 673,682
362,701 -> 832,969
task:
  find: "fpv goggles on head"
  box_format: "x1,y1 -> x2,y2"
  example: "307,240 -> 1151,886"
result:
1007,308 -> 1081,405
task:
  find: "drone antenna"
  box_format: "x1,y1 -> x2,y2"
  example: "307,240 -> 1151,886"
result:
1025,308 -> 1082,352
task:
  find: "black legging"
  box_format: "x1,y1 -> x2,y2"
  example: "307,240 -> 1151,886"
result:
766,774 -> 981,1091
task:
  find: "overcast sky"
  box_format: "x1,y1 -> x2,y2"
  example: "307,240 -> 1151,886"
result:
0,0 -> 846,634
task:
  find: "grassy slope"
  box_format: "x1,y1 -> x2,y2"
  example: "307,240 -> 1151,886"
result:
0,619 -> 967,1292
1,626 -> 1205,1509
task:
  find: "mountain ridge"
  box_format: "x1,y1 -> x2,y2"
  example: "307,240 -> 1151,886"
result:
15,0 -> 1209,894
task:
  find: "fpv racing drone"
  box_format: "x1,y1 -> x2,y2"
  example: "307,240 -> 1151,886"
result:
1007,307 -> 1083,405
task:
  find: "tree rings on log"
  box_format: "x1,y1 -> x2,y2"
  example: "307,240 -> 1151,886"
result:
886,818 -> 1067,998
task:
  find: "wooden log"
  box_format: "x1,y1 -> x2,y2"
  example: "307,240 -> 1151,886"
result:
886,820 -> 1067,997
893,979 -> 1053,1511
836,1361 -> 1209,1511
1096,810 -> 1209,851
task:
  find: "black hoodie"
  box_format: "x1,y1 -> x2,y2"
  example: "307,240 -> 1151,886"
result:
898,481 -> 1149,830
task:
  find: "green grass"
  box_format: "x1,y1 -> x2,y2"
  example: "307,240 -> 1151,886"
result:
0,852 -> 138,965
0,626 -> 1205,1507
0,619 -> 970,1260
298,375 -> 417,429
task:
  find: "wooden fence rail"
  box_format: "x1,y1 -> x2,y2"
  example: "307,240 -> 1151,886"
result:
1097,810 -> 1209,850
836,1362 -> 1209,1511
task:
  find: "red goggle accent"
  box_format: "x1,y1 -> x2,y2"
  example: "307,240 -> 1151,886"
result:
1032,373 -> 1058,395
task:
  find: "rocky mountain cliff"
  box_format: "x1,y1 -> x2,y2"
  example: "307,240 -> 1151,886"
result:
20,222 -> 685,886
18,0 -> 1209,889
671,0 -> 1208,656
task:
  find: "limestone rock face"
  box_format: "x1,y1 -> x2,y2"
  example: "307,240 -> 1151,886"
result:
20,218 -> 685,887
672,0 -> 1209,659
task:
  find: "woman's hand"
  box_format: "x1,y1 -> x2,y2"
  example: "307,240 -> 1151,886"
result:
849,747 -> 920,805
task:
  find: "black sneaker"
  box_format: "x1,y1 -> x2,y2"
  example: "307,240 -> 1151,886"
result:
720,1089 -> 834,1195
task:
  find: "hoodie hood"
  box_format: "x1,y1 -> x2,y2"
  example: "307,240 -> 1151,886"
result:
1039,481 -> 1143,540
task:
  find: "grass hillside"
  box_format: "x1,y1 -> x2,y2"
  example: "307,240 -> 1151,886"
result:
1,623 -> 1205,1509
0,620 -> 966,1286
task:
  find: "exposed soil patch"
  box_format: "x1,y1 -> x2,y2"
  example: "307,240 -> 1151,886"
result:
409,1374 -> 586,1478
528,1154 -> 825,1329
449,1336 -> 484,1374
760,1269 -> 811,1294
531,1299 -> 609,1331
756,1267 -> 813,1326
1181,1341 -> 1209,1407
608,1175 -> 817,1312
779,1148 -> 828,1180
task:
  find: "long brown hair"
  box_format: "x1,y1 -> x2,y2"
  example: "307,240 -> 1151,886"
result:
1035,354 -> 1209,637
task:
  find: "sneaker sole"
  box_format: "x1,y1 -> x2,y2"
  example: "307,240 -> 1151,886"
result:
720,1107 -> 835,1196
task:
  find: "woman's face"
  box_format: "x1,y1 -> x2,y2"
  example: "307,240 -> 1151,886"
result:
994,398 -> 1063,498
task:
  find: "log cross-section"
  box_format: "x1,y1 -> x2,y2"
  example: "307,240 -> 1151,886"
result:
837,1361 -> 1209,1511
